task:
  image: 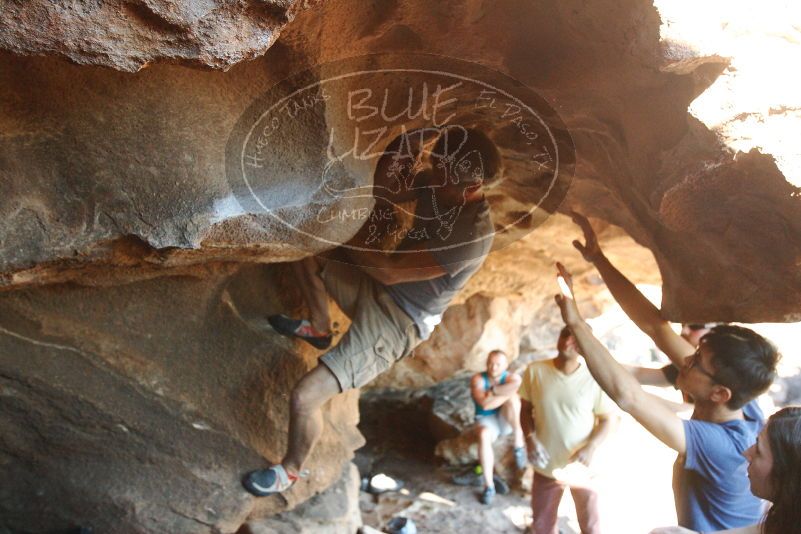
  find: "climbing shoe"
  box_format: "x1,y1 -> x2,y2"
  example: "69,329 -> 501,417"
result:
243,465 -> 300,496
451,466 -> 508,494
451,465 -> 483,486
480,485 -> 496,505
268,315 -> 332,350
493,475 -> 510,495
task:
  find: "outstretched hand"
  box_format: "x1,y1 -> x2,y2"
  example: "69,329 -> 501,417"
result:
554,262 -> 582,326
570,211 -> 603,263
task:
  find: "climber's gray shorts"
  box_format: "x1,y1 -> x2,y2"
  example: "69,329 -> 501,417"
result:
318,260 -> 421,391
476,412 -> 513,443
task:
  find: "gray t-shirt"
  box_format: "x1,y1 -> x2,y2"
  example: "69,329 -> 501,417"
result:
385,194 -> 494,339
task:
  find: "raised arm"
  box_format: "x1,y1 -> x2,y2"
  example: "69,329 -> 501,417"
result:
626,365 -> 672,387
570,212 -> 694,367
554,263 -> 687,454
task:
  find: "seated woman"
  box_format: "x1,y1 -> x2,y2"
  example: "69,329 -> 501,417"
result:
651,406 -> 801,534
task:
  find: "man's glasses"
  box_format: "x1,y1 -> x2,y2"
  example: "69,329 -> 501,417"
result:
686,349 -> 719,383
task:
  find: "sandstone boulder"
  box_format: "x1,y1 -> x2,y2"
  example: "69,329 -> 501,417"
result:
0,264 -> 362,532
1,0 -> 800,532
243,463 -> 362,534
0,0 -> 317,72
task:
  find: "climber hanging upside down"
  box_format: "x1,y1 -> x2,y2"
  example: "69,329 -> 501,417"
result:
243,126 -> 500,495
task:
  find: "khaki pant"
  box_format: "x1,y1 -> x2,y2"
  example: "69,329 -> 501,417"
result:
318,260 -> 420,391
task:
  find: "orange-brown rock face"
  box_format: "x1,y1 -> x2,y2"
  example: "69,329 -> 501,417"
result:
1,0 -> 800,532
0,0 -> 319,72
2,0 -> 797,314
0,264 -> 363,532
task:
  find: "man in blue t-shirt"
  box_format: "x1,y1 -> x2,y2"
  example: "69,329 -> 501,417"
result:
560,214 -> 780,532
243,127 -> 499,496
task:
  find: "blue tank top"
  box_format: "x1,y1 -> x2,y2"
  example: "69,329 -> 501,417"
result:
474,371 -> 507,417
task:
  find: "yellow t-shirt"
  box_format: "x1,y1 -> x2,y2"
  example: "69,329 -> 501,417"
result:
518,358 -> 616,479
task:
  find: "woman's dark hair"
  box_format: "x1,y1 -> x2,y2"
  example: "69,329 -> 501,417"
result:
701,325 -> 779,409
762,406 -> 801,534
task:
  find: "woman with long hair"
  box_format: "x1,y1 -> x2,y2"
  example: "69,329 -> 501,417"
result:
651,405 -> 801,534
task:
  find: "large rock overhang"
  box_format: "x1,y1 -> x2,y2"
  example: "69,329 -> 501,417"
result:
2,0 -> 799,321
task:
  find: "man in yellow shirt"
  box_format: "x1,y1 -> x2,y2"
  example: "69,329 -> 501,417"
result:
519,326 -> 618,534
